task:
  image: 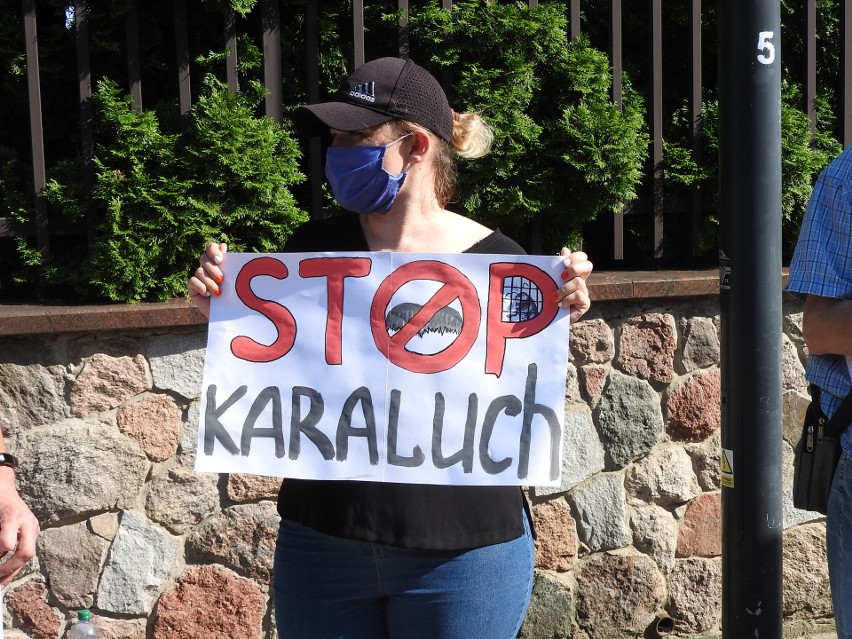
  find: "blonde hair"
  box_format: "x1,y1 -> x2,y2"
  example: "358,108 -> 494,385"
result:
393,112 -> 493,208
451,111 -> 494,159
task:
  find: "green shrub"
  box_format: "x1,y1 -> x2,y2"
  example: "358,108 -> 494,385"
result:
15,75 -> 307,302
664,81 -> 841,258
406,0 -> 649,253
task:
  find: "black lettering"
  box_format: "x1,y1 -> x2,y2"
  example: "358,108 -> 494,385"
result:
387,389 -> 425,468
290,386 -> 334,460
335,387 -> 379,464
241,386 -> 285,457
479,395 -> 522,475
204,384 -> 246,455
432,392 -> 477,473
519,363 -> 561,481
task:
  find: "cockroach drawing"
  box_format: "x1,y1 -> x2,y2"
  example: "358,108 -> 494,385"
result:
385,302 -> 463,337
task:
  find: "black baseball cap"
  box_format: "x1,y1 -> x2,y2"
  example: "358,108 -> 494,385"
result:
294,57 -> 454,142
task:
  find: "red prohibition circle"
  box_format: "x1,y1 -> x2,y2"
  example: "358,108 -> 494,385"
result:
370,261 -> 481,374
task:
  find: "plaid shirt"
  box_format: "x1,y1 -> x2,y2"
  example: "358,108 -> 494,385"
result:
787,146 -> 852,452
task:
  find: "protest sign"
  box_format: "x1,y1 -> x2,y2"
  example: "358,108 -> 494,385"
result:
195,251 -> 571,486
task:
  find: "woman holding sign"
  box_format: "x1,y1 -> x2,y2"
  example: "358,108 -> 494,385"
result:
189,57 -> 592,639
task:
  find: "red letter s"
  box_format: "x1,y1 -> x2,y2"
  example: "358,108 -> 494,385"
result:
230,257 -> 296,363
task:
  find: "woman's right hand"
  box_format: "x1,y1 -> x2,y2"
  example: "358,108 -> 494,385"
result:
187,242 -> 228,319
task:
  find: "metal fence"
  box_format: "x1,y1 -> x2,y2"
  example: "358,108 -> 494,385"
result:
5,0 -> 852,271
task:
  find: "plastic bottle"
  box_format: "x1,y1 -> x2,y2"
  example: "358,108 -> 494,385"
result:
67,610 -> 99,639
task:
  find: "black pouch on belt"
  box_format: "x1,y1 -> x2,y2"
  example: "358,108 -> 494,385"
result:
793,385 -> 852,515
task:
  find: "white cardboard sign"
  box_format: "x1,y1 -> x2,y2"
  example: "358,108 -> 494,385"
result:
194,251 -> 570,486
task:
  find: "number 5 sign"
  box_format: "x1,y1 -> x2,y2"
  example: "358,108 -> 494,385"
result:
757,30 -> 775,65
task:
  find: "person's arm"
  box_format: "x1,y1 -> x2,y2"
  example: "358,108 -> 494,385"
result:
802,294 -> 852,356
0,431 -> 40,586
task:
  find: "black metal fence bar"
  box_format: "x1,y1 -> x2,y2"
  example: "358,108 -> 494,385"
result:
651,0 -> 664,258
610,0 -> 625,260
398,0 -> 410,59
7,1 -> 852,268
570,0 -> 580,41
843,0 -> 852,146
305,0 -> 323,216
175,0 -> 192,119
75,0 -> 94,201
225,11 -> 239,93
263,0 -> 283,123
353,0 -> 365,69
691,0 -> 703,256
22,0 -> 48,259
806,0 -> 816,134
126,0 -> 142,111
75,0 -> 95,244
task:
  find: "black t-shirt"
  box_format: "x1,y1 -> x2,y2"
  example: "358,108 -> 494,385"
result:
276,214 -> 529,550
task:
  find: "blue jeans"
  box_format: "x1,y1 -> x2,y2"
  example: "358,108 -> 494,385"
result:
828,455 -> 852,638
272,512 -> 535,639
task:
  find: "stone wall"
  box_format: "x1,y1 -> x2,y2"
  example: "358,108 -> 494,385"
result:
0,289 -> 833,639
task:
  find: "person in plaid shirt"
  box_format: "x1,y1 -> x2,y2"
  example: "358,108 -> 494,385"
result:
788,145 -> 852,639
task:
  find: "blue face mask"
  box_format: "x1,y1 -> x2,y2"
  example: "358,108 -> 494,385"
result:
324,135 -> 411,214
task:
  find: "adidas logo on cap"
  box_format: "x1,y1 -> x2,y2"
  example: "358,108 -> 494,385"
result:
350,82 -> 376,103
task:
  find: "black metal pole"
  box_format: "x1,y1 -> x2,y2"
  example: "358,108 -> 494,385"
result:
718,2 -> 783,638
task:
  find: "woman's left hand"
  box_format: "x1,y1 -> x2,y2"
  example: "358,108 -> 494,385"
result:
554,247 -> 593,323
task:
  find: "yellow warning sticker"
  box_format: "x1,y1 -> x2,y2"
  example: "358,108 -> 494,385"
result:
721,448 -> 734,488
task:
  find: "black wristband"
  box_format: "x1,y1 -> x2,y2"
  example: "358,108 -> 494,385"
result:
0,453 -> 18,469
